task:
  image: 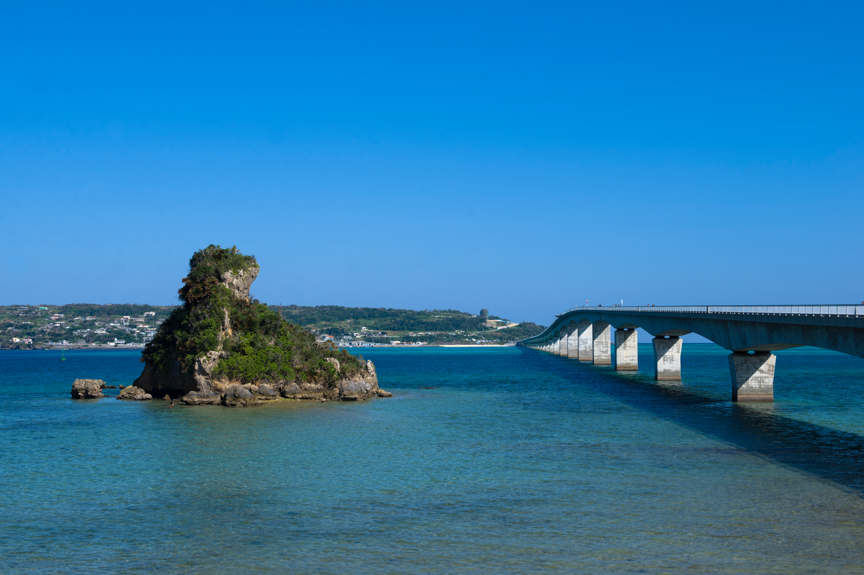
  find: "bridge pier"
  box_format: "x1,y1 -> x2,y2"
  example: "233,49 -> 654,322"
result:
578,319 -> 593,362
559,328 -> 568,356
615,329 -> 638,371
593,321 -> 612,365
729,352 -> 775,402
653,336 -> 682,381
566,323 -> 579,358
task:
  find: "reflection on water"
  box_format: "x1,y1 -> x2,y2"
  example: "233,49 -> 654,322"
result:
2,346 -> 864,574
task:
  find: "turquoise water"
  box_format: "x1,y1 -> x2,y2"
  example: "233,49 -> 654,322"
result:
3,345 -> 864,573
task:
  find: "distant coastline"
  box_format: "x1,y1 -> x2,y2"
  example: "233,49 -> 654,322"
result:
0,343 -> 518,351
1,304 -> 545,350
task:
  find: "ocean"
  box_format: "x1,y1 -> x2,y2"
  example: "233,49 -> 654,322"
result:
2,345 -> 864,574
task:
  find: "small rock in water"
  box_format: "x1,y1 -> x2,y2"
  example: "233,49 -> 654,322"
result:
162,395 -> 171,401
117,386 -> 152,401
103,385 -> 118,389
376,389 -> 393,398
71,379 -> 106,399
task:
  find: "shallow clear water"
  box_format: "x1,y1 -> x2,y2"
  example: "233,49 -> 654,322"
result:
3,345 -> 864,574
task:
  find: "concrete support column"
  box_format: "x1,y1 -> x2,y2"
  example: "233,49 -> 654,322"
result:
592,321 -> 612,365
566,323 -> 579,359
559,330 -> 568,356
578,319 -> 593,362
653,336 -> 682,381
729,352 -> 775,402
614,329 -> 638,371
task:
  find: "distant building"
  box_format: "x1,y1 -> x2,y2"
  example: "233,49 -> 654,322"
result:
480,309 -> 489,319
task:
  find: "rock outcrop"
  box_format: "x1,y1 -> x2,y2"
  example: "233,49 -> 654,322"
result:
132,244 -> 391,407
117,386 -> 152,401
71,379 -> 106,399
338,360 -> 380,401
220,268 -> 258,302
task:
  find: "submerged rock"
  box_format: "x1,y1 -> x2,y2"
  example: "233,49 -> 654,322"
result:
71,379 -> 105,399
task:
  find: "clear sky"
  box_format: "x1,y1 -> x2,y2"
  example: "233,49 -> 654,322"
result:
1,1 -> 862,325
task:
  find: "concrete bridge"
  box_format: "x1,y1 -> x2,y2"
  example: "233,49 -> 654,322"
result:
518,305 -> 864,402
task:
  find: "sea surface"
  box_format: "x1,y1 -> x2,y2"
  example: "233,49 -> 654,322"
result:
3,345 -> 864,574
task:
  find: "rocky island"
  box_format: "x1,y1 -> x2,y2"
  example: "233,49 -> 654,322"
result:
130,244 -> 388,407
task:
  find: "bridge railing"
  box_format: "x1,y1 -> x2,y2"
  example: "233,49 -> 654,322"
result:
554,305 -> 864,317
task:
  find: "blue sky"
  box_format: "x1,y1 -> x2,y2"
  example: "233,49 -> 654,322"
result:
1,1 -> 862,325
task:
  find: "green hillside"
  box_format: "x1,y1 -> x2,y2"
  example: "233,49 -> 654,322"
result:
272,305 -> 545,345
